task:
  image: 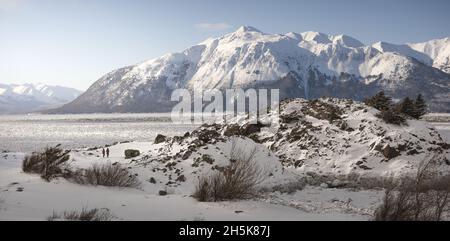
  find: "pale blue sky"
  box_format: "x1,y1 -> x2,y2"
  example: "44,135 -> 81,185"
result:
1,0 -> 450,90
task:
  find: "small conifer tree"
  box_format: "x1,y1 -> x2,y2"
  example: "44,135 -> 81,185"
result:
364,91 -> 392,111
414,94 -> 427,119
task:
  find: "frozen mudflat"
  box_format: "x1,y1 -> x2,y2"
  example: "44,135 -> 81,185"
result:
0,113 -> 198,153
431,122 -> 450,143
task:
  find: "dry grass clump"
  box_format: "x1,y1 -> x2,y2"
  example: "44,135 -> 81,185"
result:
193,140 -> 264,202
374,156 -> 450,221
47,207 -> 114,221
72,162 -> 140,188
22,145 -> 71,181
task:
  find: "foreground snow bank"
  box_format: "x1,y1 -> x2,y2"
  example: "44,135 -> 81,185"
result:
0,158 -> 371,220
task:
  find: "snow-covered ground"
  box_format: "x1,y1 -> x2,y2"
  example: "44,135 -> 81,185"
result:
0,142 -> 378,221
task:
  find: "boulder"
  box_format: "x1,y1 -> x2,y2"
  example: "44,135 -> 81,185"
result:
382,145 -> 400,159
176,175 -> 186,182
124,149 -> 140,159
197,129 -> 220,143
182,150 -> 192,160
201,154 -> 215,164
280,112 -> 301,123
241,122 -> 266,136
154,134 -> 167,144
224,124 -> 241,137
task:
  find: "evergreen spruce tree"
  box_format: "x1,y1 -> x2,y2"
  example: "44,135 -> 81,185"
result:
399,97 -> 415,118
414,94 -> 427,119
364,91 -> 392,111
375,109 -> 406,125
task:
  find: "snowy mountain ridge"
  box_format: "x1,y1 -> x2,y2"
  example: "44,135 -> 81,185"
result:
55,26 -> 450,113
0,83 -> 82,114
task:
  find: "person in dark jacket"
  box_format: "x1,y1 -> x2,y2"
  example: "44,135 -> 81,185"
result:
102,148 -> 105,158
106,148 -> 110,158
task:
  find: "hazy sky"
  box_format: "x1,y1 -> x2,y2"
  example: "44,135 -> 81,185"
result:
1,0 -> 450,90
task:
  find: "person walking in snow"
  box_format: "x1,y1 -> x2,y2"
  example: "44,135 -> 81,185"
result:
102,148 -> 105,158
106,148 -> 110,158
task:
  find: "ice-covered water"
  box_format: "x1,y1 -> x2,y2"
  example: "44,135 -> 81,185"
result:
431,122 -> 450,143
0,113 -> 449,153
0,113 -> 199,153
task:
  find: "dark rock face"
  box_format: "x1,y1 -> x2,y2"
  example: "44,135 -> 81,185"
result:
197,129 -> 220,143
224,124 -> 241,137
382,145 -> 400,160
223,122 -> 267,137
181,150 -> 192,160
241,122 -> 267,136
124,149 -> 140,159
175,175 -> 186,182
154,134 -> 167,144
200,154 -> 215,164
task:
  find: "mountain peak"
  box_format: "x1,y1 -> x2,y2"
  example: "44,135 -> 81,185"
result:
235,25 -> 263,33
300,31 -> 331,44
332,34 -> 365,48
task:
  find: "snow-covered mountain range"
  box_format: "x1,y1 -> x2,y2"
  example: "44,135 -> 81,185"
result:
55,26 -> 450,113
0,83 -> 82,114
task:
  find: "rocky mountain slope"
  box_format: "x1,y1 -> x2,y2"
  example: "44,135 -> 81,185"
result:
0,83 -> 82,114
54,26 -> 450,113
408,37 -> 450,74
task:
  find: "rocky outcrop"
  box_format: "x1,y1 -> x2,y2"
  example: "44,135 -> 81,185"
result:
148,98 -> 450,179
154,134 -> 167,144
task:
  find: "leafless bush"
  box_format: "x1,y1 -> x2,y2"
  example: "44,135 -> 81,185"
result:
72,162 -> 140,188
194,174 -> 221,202
374,156 -> 450,221
47,207 -> 114,221
193,140 -> 265,201
22,145 -> 71,181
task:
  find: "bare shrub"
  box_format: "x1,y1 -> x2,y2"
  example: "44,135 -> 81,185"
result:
373,156 -> 450,221
193,140 -> 264,202
22,145 -> 71,181
193,175 -> 212,202
47,207 -> 113,221
72,162 -> 140,188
